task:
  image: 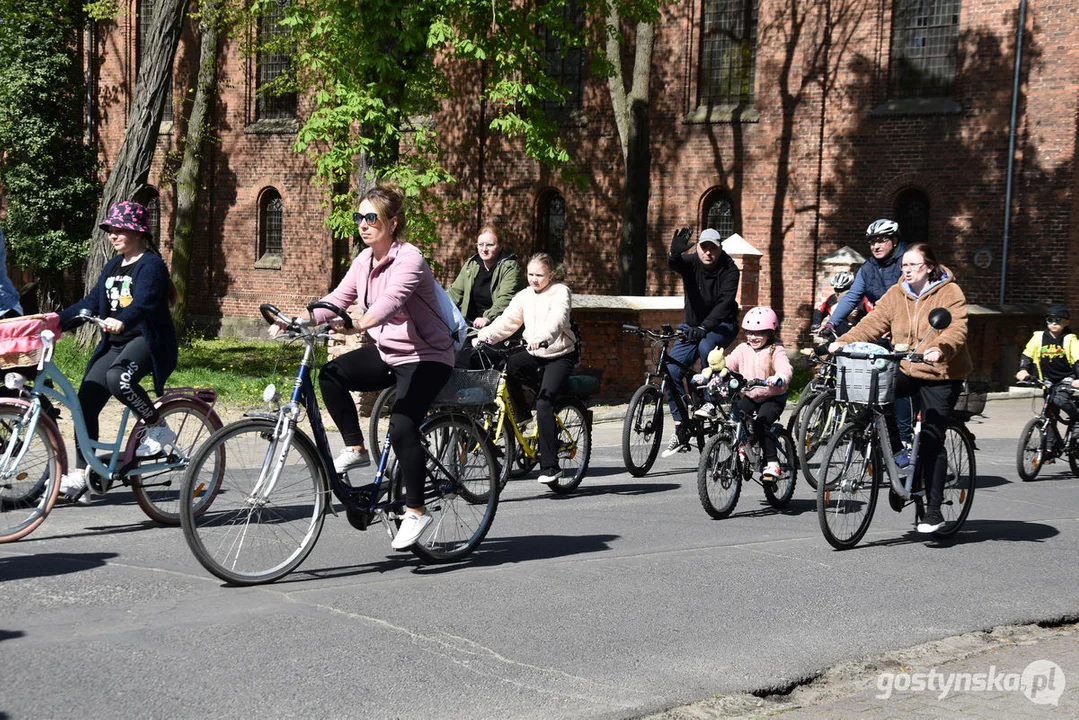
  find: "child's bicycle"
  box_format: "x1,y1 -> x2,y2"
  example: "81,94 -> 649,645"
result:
696,371 -> 797,518
1015,377 -> 1079,480
0,311 -> 222,543
178,302 -> 499,585
620,324 -> 730,476
369,340 -> 597,494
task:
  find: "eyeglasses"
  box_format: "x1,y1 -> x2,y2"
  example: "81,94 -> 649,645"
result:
353,212 -> 380,225
867,237 -> 892,246
1047,317 -> 1065,324
901,262 -> 925,270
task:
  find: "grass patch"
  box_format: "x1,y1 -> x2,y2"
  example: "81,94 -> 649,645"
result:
51,335 -> 323,408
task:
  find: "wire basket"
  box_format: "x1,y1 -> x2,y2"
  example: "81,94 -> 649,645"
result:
836,354 -> 899,406
433,368 -> 503,406
955,381 -> 988,415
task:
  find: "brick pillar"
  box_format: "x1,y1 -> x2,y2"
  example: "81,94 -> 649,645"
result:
721,233 -> 763,310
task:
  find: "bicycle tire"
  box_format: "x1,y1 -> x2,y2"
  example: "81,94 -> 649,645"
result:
180,418 -> 328,585
1069,425 -> 1079,478
1016,417 -> 1045,482
933,421 -> 976,538
475,404 -> 514,491
368,386 -> 397,458
786,384 -> 822,438
697,434 -> 741,518
764,427 -> 797,508
388,413 -> 498,563
622,384 -> 664,476
129,398 -> 224,525
817,421 -> 879,550
0,403 -> 62,544
548,399 -> 591,494
797,392 -> 846,491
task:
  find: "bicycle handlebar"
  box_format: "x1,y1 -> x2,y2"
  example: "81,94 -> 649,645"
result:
621,324 -> 685,341
832,347 -> 934,365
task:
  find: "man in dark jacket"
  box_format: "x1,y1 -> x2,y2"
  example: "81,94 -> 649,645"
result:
662,227 -> 740,457
824,219 -> 906,331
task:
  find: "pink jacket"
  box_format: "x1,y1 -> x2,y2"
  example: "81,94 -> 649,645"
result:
725,341 -> 792,401
316,242 -> 454,367
477,283 -> 576,359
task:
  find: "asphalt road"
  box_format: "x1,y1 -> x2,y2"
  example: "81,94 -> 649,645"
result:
1,397 -> 1077,719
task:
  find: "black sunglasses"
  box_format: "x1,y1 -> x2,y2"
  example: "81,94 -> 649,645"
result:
1047,317 -> 1066,324
353,212 -> 380,225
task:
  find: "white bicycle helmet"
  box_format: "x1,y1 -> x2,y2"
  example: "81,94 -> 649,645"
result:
742,306 -> 779,331
830,271 -> 855,292
865,219 -> 900,240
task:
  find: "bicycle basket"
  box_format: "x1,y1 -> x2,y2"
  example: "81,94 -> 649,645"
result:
836,352 -> 898,406
433,368 -> 502,406
954,381 -> 988,415
0,313 -> 61,369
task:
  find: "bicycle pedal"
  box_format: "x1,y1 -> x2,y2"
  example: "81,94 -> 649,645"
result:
345,506 -> 372,531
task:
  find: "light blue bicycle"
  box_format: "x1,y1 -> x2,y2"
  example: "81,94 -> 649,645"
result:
0,311 -> 223,543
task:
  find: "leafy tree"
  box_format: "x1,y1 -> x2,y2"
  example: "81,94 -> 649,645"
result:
0,0 -> 100,308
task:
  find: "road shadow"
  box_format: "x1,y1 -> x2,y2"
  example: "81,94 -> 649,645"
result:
0,630 -> 25,642
858,518 -> 1060,550
1016,468 -> 1077,484
726,497 -> 816,519
21,520 -> 161,542
498,482 -> 680,503
977,474 -> 1011,489
0,552 -> 118,581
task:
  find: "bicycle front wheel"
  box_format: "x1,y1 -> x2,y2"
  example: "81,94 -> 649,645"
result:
180,418 -> 328,585
1016,417 -> 1045,482
130,398 -> 223,525
0,405 -> 61,544
934,422 -> 976,538
475,404 -> 514,491
391,414 -> 498,564
797,392 -> 845,490
697,434 -> 741,519
817,422 -> 879,550
368,386 -> 397,459
764,427 -> 797,508
622,384 -> 664,476
549,400 -> 591,494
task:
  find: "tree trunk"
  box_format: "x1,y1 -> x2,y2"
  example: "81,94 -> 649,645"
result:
80,0 -> 188,346
171,2 -> 221,334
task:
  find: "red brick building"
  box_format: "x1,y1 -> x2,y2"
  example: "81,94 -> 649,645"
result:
88,0 -> 1077,375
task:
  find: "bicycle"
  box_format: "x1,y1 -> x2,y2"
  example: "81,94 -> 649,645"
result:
1015,377 -> 1079,481
620,324 -> 729,476
369,340 -> 596,494
0,311 -> 223,543
697,372 -> 798,518
816,340 -> 976,549
179,302 -> 499,585
790,347 -> 848,491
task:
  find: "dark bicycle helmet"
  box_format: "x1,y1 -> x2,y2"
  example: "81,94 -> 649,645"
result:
865,219 -> 900,240
830,271 -> 855,292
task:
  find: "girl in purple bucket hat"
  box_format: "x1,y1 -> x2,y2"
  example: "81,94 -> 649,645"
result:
56,201 -> 179,503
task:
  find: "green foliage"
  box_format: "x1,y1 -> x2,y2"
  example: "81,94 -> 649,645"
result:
0,0 -> 100,274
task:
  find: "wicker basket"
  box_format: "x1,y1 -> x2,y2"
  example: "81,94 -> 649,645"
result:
0,314 -> 60,370
955,381 -> 988,415
433,368 -> 503,406
836,354 -> 899,406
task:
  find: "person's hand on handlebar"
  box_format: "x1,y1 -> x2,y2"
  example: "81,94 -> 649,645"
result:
1016,368 -> 1030,382
472,317 -> 491,329
767,374 -> 785,388
101,318 -> 125,334
827,340 -> 843,354
922,347 -> 942,364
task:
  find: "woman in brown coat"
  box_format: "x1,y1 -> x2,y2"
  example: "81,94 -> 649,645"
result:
829,242 -> 972,534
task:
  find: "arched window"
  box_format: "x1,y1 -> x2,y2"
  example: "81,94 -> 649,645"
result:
137,0 -> 173,122
889,0 -> 961,98
258,189 -> 284,264
702,190 -> 735,240
895,188 -> 930,245
536,189 -> 566,265
134,188 -> 162,245
698,0 -> 759,106
257,0 -> 297,120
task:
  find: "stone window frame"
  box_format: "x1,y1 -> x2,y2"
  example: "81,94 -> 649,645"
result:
255,188 -> 284,269
700,188 -> 736,240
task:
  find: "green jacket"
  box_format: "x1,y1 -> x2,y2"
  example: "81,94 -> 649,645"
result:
447,251 -> 526,322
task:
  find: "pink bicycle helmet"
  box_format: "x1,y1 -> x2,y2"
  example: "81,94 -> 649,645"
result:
742,306 -> 779,331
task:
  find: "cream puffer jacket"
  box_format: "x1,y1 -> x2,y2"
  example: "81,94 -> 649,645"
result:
476,283 -> 576,359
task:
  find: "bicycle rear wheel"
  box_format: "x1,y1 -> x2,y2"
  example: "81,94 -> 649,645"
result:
933,422 -> 976,538
1016,417 -> 1045,482
368,386 -> 397,458
697,434 -> 741,519
549,400 -> 591,494
797,392 -> 845,490
764,427 -> 797,508
180,418 -> 327,585
817,422 -> 879,550
390,414 -> 498,563
475,405 -> 514,491
130,398 -> 223,525
0,405 -> 61,544
622,384 -> 664,476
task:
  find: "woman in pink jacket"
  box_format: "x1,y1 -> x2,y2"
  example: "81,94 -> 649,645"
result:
475,253 -> 577,485
311,183 -> 454,550
723,307 -> 792,482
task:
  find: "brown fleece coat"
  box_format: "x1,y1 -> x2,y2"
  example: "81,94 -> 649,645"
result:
836,265 -> 972,382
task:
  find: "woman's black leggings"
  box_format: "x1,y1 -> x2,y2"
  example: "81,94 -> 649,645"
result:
887,373 -> 962,514
319,344 -> 452,508
77,337 -> 158,469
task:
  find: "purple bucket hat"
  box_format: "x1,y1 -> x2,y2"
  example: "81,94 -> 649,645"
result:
99,201 -> 150,234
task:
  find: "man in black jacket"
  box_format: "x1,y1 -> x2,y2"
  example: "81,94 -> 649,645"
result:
662,227 -> 741,457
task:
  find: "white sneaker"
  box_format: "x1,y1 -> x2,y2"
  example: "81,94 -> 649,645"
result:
391,511 -> 433,550
59,471 -> 91,505
763,461 -> 782,481
136,422 -> 177,457
333,448 -> 371,475
661,431 -> 691,459
694,402 -> 718,419
538,468 -> 562,485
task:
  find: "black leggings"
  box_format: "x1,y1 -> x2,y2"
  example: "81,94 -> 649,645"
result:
737,394 -> 787,461
319,344 -> 452,508
505,350 -> 576,471
886,373 -> 962,514
77,337 -> 159,469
